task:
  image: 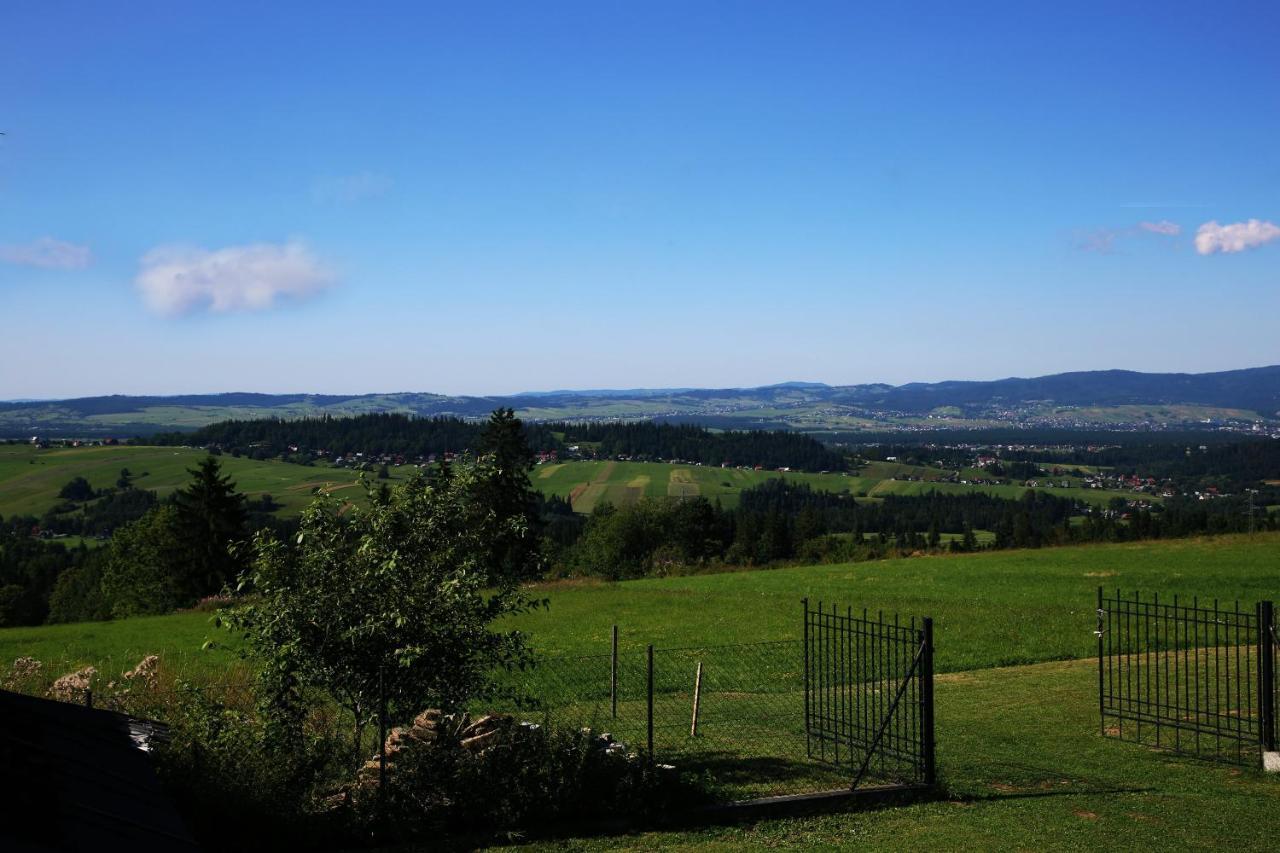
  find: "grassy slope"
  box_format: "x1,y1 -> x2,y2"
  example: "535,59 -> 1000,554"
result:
6,532 -> 1277,678
0,446 -> 1149,524
532,459 -> 1143,512
0,444 -> 370,518
4,533 -> 1277,849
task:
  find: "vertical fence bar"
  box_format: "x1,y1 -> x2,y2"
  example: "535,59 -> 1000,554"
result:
802,598 -> 811,756
921,617 -> 936,787
611,624 -> 618,720
1097,587 -> 1105,736
646,644 -> 655,759
1261,601 -> 1276,754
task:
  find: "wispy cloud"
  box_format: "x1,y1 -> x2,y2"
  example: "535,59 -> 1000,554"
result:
311,171 -> 392,204
1138,220 -> 1181,236
1119,201 -> 1211,209
0,237 -> 92,269
135,240 -> 335,316
1076,221 -> 1182,253
1194,219 -> 1280,255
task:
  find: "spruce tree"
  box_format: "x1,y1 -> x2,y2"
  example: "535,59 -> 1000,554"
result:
172,456 -> 248,598
474,408 -> 542,582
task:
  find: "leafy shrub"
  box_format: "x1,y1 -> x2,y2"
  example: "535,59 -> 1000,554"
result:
154,679 -> 349,852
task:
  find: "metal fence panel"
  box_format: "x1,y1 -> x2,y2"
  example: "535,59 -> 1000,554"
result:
1097,587 -> 1278,765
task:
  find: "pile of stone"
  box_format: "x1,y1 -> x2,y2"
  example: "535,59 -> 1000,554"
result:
357,710 -> 519,788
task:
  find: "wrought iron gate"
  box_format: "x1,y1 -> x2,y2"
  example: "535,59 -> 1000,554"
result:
803,599 -> 936,790
1097,588 -> 1278,765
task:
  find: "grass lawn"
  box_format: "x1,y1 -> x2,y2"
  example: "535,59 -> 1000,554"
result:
7,532 -> 1278,681
3,532 -> 1277,848
492,657 -> 1280,851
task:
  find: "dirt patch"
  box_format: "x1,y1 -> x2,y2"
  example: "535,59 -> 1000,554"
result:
1073,810 -> 1100,821
936,672 -> 976,684
1084,571 -> 1117,578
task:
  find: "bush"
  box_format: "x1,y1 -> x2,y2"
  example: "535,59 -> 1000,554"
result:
154,679 -> 349,852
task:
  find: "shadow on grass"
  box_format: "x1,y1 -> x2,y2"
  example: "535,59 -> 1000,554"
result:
946,759 -> 1154,804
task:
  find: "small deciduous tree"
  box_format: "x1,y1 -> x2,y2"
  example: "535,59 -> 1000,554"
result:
101,505 -> 187,617
227,460 -> 544,749
58,476 -> 95,502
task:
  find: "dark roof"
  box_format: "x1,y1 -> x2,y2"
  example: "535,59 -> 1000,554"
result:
0,689 -> 200,852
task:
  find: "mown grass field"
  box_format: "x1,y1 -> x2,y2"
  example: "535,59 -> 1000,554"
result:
0,445 -> 1152,525
5,532 -> 1276,681
0,443 -> 368,518
532,459 -> 1145,513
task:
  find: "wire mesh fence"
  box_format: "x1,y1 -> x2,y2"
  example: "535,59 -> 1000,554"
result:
489,602 -> 937,803
1098,588 -> 1278,765
489,639 -> 853,801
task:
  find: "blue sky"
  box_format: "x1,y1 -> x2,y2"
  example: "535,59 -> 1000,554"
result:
2,1 -> 1278,398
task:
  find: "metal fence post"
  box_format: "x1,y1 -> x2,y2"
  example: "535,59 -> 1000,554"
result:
1097,586 -> 1105,737
611,624 -> 618,720
802,597 -> 810,755
1261,600 -> 1276,754
921,617 -> 936,787
646,644 -> 655,759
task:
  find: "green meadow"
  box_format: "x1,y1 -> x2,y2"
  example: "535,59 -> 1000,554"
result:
0,445 -> 1152,525
5,532 -> 1276,680
4,532 -> 1277,849
0,443 -> 366,518
533,458 -> 1145,513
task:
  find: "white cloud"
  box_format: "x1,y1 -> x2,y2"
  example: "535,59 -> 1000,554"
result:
1077,229 -> 1119,253
1194,219 -> 1280,255
135,240 -> 335,316
312,171 -> 392,204
0,237 -> 92,269
1138,220 -> 1181,236
1077,220 -> 1183,253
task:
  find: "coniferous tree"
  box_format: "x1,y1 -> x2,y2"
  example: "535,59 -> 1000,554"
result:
172,456 -> 248,597
474,408 -> 542,582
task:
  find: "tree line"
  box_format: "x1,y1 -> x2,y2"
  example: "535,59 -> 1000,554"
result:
150,413 -> 848,472
554,421 -> 846,471
551,479 -> 1278,580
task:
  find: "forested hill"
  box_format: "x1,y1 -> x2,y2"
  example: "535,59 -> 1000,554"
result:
151,414 -> 563,459
6,365 -> 1280,438
151,415 -> 847,472
552,421 -> 846,471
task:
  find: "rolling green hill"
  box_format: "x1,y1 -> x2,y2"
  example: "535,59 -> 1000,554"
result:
1,446 -> 1154,523
5,532 -> 1275,677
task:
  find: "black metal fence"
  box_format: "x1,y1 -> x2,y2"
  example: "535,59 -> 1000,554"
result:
491,599 -> 937,803
804,600 -> 935,790
1097,588 -> 1278,765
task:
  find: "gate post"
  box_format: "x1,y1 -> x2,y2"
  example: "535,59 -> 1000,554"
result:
646,644 -> 654,759
921,617 -> 936,787
1097,586 -> 1105,737
1261,600 -> 1276,758
802,597 -> 811,755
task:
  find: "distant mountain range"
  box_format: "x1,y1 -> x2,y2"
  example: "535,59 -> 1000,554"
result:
3,366 -> 1279,437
